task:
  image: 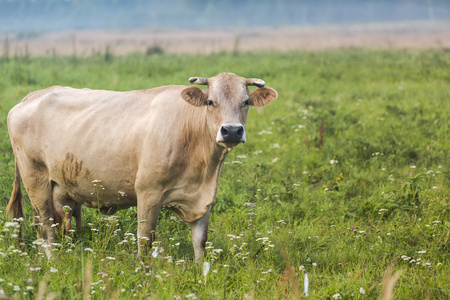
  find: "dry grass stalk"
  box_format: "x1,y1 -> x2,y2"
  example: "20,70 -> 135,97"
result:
83,259 -> 93,300
380,264 -> 404,300
36,274 -> 49,300
277,244 -> 301,300
353,269 -> 365,281
46,292 -> 60,300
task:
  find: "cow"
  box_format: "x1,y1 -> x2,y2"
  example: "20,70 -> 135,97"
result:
6,73 -> 278,259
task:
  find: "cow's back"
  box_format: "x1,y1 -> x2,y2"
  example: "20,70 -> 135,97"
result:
8,85 -> 185,151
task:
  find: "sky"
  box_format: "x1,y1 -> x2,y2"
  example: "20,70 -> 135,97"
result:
1,0 -> 449,33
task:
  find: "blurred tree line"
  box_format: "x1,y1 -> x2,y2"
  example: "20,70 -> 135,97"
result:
0,0 -> 449,33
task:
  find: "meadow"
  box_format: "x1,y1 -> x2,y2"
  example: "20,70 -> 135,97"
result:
0,50 -> 449,299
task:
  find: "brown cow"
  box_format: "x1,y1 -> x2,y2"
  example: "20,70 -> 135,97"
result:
6,73 -> 277,259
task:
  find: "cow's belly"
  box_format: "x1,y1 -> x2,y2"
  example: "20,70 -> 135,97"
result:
58,180 -> 137,210
66,183 -> 137,210
54,173 -> 215,222
48,154 -> 138,210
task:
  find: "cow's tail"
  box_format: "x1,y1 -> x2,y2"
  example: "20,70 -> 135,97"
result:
6,160 -> 24,220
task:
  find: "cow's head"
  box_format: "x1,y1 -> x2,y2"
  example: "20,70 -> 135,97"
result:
181,73 -> 278,147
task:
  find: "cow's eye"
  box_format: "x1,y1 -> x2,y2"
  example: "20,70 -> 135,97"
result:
207,100 -> 214,107
243,99 -> 250,107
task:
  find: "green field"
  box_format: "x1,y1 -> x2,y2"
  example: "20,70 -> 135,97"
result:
0,50 -> 449,299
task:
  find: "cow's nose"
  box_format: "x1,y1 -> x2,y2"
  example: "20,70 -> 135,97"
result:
220,124 -> 244,142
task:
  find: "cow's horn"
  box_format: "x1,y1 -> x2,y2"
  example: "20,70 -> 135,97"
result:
189,77 -> 208,85
246,78 -> 265,88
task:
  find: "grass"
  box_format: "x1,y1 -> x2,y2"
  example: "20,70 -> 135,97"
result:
0,50 -> 449,299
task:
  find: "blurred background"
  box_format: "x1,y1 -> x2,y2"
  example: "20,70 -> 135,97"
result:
1,0 -> 450,56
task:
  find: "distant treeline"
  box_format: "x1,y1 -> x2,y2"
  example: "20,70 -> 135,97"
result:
1,0 -> 449,33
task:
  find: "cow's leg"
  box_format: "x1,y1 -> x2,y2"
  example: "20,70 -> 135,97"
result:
190,206 -> 212,261
32,206 -> 42,238
17,159 -> 55,254
31,195 -> 55,245
73,202 -> 83,230
21,176 -> 55,245
52,183 -> 78,233
136,199 -> 161,256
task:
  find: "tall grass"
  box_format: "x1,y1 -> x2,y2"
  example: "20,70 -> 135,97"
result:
0,50 -> 449,299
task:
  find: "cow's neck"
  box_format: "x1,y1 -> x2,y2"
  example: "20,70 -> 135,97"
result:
180,105 -> 230,183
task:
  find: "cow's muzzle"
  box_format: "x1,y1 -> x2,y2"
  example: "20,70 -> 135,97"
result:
217,124 -> 246,144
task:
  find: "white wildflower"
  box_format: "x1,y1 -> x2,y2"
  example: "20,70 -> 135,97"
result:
258,130 -> 272,135
5,222 -> 18,228
203,262 -> 210,277
30,267 -> 41,271
32,239 -> 45,246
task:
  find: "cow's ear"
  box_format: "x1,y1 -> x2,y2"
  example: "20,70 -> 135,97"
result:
249,87 -> 278,107
181,87 -> 208,107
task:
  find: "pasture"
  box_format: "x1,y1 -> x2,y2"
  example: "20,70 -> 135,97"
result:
0,50 -> 449,299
